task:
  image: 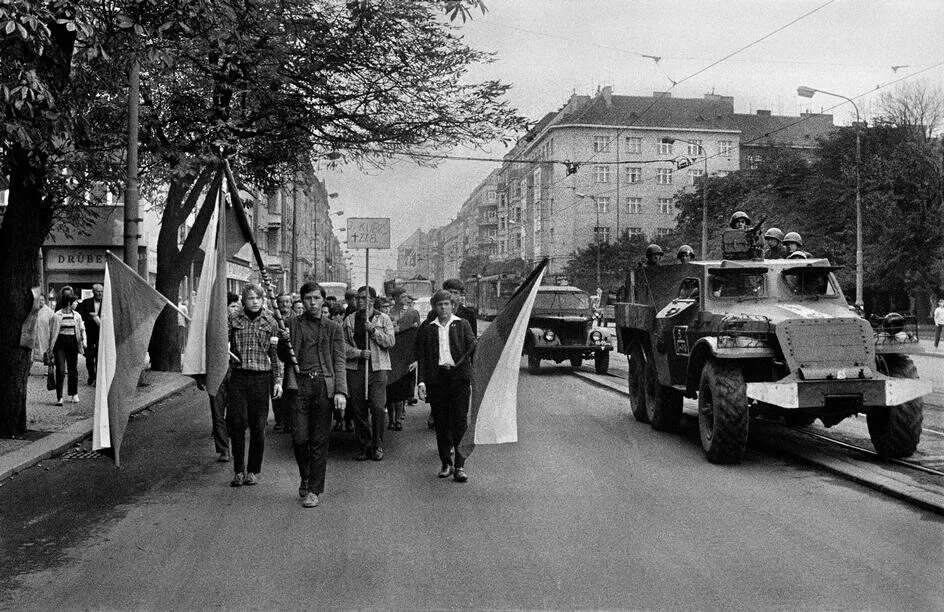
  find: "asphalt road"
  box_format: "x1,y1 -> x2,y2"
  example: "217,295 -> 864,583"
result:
1,370 -> 942,609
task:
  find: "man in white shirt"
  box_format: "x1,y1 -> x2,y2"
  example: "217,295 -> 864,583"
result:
77,284 -> 103,385
934,299 -> 944,349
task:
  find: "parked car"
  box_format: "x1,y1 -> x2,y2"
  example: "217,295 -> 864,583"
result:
524,286 -> 613,374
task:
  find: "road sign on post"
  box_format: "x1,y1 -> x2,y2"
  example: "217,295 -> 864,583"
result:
346,217 -> 391,400
347,217 -> 391,250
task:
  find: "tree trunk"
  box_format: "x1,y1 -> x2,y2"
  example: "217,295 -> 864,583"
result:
0,152 -> 54,436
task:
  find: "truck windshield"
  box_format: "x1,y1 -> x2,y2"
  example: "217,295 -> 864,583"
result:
534,292 -> 591,310
708,272 -> 766,299
401,281 -> 432,298
781,270 -> 837,297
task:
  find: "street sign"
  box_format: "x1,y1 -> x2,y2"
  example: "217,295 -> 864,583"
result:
347,217 -> 391,249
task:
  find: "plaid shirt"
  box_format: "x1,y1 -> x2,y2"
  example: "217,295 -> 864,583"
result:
229,310 -> 282,385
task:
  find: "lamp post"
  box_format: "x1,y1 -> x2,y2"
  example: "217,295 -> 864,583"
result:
661,137 -> 708,259
797,85 -> 863,311
575,192 -> 601,289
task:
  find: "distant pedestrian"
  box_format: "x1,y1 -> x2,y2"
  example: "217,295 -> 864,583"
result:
387,290 -> 421,431
292,299 -> 304,316
76,283 -> 103,385
273,292 -> 296,433
33,293 -> 55,364
178,298 -> 190,354
934,299 -> 944,349
343,286 -> 395,461
226,284 -> 283,487
416,289 -> 476,482
208,292 -> 241,462
48,287 -> 86,406
279,282 -> 348,508
343,289 -> 357,317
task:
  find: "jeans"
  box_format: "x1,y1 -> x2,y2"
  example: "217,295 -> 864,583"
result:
428,369 -> 471,469
935,324 -> 943,348
226,370 -> 271,474
292,377 -> 333,494
348,367 -> 388,451
53,335 -> 79,399
85,331 -> 98,383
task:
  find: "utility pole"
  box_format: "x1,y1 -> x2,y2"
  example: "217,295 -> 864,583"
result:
124,58 -> 141,271
614,130 -> 621,240
291,183 -> 298,290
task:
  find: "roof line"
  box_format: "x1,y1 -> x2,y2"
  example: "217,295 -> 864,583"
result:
547,123 -> 742,135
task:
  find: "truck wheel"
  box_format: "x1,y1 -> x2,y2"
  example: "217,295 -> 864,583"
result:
527,351 -> 540,373
570,357 -> 582,368
867,355 -> 923,458
698,360 -> 749,464
594,352 -> 609,374
647,383 -> 683,432
627,342 -> 650,423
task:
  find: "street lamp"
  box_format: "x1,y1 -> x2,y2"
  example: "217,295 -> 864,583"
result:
662,137 -> 708,259
797,85 -> 863,311
575,192 -> 601,289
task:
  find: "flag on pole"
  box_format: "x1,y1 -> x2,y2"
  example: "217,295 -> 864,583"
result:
460,258 -> 548,457
92,252 -> 176,465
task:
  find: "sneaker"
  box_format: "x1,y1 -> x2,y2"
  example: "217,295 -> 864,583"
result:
230,472 -> 245,487
437,464 -> 453,478
243,472 -> 259,485
55,398 -> 63,406
298,480 -> 309,498
372,447 -> 384,461
70,395 -> 80,403
453,467 -> 468,483
301,492 -> 320,508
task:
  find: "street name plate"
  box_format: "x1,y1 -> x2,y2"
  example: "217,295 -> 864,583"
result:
347,217 -> 391,249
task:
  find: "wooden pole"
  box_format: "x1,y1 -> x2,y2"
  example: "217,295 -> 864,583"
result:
364,248 -> 370,400
124,59 -> 141,271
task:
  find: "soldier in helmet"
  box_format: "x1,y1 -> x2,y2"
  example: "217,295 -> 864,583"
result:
787,250 -> 808,260
676,244 -> 695,263
763,228 -> 787,259
645,244 -> 664,266
729,210 -> 750,230
782,231 -> 803,255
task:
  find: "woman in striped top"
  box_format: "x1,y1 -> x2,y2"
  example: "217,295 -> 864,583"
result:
47,286 -> 86,406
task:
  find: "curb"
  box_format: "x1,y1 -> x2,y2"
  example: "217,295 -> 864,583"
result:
0,377 -> 195,483
571,369 -> 944,517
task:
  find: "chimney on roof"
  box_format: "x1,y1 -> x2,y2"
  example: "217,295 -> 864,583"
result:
756,109 -> 772,116
653,91 -> 671,98
601,85 -> 613,107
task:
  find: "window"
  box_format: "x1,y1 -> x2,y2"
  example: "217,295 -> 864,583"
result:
498,192 -> 507,207
594,165 -> 610,183
688,168 -> 705,185
595,196 -> 610,214
656,168 -> 673,184
625,137 -> 642,154
719,140 -> 734,155
686,139 -> 703,155
748,154 -> 762,170
658,140 -> 673,155
594,226 -> 611,243
593,135 -> 611,153
625,197 -> 642,214
657,198 -> 674,215
487,191 -> 496,202
624,166 -> 641,184
626,227 -> 643,236
656,227 -> 673,237
533,167 -> 542,201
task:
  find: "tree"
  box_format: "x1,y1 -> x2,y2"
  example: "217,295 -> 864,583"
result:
877,80 -> 944,141
562,232 -> 650,294
460,253 -> 491,281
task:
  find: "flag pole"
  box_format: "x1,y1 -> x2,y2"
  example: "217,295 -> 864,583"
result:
364,248 -> 370,400
104,251 -> 191,322
223,159 -> 299,374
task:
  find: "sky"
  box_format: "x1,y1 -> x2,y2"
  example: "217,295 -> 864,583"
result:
321,0 -> 944,285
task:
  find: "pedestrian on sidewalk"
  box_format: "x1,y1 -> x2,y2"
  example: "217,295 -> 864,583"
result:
278,282 -> 347,508
343,286 -> 395,461
32,292 -> 55,365
226,284 -> 282,488
416,289 -> 476,483
934,299 -> 944,349
48,287 -> 86,406
76,283 -> 103,385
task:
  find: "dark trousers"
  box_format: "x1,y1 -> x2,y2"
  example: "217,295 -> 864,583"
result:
292,377 -> 332,494
272,394 -> 292,429
209,385 -> 229,455
935,324 -> 943,348
428,369 -> 471,468
53,335 -> 79,399
348,366 -> 388,451
85,331 -> 98,383
226,370 -> 271,474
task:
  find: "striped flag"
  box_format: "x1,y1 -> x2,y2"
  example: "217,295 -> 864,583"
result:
461,258 -> 548,456
92,252 -> 175,465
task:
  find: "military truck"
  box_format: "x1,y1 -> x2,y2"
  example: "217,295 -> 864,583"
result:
615,232 -> 930,464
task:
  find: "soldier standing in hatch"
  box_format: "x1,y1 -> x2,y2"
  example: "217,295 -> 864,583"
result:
763,228 -> 788,259
644,244 -> 664,266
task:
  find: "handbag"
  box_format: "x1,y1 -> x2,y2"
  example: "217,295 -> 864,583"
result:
46,365 -> 56,391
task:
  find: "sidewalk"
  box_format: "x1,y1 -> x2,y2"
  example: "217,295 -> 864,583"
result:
0,360 -> 194,482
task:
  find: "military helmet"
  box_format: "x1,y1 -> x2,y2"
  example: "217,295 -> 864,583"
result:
729,210 -> 750,228
764,227 -> 784,242
645,244 -> 664,257
676,244 -> 695,259
787,250 -> 808,259
782,231 -> 803,246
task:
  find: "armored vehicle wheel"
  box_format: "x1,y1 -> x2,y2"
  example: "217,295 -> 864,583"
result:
867,355 -> 923,458
698,360 -> 749,464
594,352 -> 609,374
627,342 -> 650,423
647,383 -> 683,432
570,357 -> 582,368
527,352 -> 541,373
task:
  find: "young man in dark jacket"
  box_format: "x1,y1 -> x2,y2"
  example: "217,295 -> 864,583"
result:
416,289 -> 477,482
